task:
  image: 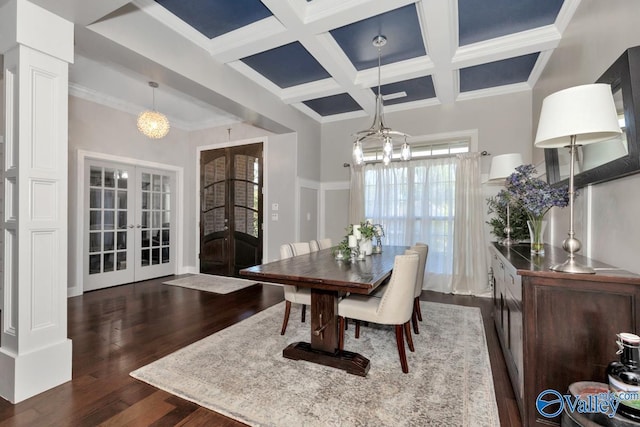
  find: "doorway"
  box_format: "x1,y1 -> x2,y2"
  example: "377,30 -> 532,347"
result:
83,160 -> 177,291
200,143 -> 263,276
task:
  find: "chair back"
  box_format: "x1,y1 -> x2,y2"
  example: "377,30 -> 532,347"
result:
279,242 -> 311,259
310,238 -> 332,252
279,242 -> 311,300
376,252 -> 419,325
409,244 -> 429,298
317,238 -> 333,250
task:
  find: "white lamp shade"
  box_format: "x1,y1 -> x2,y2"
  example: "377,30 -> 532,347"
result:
488,153 -> 523,181
534,83 -> 622,148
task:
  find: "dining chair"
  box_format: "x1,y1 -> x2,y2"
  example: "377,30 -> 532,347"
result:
411,243 -> 429,334
279,243 -> 312,335
309,238 -> 333,252
337,251 -> 419,373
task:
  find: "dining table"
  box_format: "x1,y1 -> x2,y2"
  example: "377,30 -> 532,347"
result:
239,245 -> 407,376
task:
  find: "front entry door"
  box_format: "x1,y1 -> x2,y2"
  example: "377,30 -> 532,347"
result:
200,143 -> 263,276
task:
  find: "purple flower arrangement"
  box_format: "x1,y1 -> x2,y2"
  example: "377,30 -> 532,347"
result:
505,164 -> 570,221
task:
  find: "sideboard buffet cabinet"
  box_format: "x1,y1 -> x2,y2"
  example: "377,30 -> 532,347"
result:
489,243 -> 640,426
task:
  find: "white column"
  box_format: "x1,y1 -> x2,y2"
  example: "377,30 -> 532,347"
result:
0,0 -> 73,403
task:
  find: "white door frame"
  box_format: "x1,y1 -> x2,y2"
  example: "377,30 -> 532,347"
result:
195,137 -> 269,269
74,149 -> 184,296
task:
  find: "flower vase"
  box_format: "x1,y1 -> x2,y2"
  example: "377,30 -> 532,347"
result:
359,238 -> 373,256
527,219 -> 547,255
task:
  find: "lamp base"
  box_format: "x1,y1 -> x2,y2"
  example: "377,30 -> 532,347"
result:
501,237 -> 516,246
551,257 -> 596,274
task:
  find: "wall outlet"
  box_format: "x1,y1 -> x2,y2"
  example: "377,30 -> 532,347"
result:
271,203 -> 279,211
271,213 -> 279,221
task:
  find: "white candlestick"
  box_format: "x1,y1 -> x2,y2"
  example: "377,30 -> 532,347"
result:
353,225 -> 361,240
348,235 -> 357,248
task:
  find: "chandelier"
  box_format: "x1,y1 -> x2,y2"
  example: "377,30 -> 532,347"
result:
352,35 -> 410,166
137,81 -> 170,139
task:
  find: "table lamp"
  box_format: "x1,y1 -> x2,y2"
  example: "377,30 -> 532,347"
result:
488,153 -> 524,246
534,83 -> 622,274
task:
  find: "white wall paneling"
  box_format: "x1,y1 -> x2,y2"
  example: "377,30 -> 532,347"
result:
0,0 -> 73,403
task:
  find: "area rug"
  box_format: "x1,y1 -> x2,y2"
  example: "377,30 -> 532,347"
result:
162,274 -> 261,294
130,301 -> 500,426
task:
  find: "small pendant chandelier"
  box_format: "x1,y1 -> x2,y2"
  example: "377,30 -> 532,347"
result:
352,35 -> 410,166
137,81 -> 170,139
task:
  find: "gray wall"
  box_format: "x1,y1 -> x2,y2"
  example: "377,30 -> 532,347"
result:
533,0 -> 640,274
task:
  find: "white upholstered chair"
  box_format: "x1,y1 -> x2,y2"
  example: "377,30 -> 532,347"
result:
309,238 -> 333,252
338,251 -> 419,373
411,243 -> 429,334
279,243 -> 312,335
355,243 -> 428,338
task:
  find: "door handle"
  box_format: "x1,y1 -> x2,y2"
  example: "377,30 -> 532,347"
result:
223,225 -> 229,230
136,224 -> 142,228
128,224 -> 134,228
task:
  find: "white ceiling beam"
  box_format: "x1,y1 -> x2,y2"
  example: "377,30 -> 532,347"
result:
453,26 -> 561,69
281,78 -> 343,104
457,82 -> 531,102
302,0 -> 417,34
28,0 -> 131,26
354,56 -> 434,88
132,0 -> 211,52
418,0 -> 458,104
209,17 -> 295,63
527,49 -> 554,88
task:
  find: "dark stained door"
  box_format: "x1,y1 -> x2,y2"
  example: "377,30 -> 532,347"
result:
200,143 -> 263,276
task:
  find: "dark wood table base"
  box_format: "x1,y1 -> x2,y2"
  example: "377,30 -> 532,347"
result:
283,342 -> 370,377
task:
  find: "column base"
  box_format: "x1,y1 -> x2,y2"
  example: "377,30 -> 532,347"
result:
0,338 -> 72,403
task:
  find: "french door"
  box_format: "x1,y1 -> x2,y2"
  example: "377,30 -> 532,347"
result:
84,160 -> 176,291
200,143 -> 263,276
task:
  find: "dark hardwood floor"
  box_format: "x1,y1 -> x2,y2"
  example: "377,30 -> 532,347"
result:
0,277 -> 521,426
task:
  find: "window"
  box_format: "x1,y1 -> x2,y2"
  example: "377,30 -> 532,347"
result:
362,138 -> 469,163
362,135 -> 471,280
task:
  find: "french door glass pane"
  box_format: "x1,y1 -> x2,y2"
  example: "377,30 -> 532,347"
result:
117,231 -> 127,249
89,255 -> 101,274
117,252 -> 127,270
104,253 -> 114,272
90,189 -> 101,208
104,169 -> 115,188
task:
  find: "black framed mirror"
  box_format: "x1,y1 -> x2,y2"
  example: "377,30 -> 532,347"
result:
544,45 -> 640,188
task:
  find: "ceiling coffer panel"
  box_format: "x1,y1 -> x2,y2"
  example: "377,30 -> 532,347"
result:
155,0 -> 272,39
330,4 -> 427,71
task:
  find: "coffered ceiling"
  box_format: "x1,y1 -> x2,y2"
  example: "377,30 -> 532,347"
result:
27,0 -> 581,130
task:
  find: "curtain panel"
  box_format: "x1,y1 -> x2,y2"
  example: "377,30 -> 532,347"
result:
355,153 -> 488,295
